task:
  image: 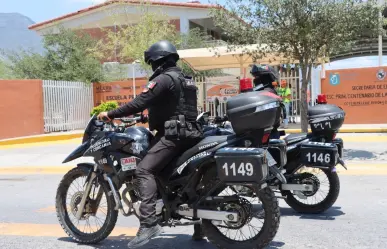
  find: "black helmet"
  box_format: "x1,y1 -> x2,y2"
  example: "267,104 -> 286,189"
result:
144,40 -> 179,65
250,64 -> 276,77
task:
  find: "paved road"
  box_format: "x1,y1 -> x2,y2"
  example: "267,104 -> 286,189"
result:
0,133 -> 387,248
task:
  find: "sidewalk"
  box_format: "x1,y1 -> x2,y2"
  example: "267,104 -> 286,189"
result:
284,123 -> 387,133
1,123 -> 386,146
0,130 -> 84,146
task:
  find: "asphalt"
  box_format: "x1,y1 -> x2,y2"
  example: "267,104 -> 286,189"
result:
0,133 -> 387,248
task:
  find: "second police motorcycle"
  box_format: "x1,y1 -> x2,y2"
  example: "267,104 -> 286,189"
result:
199,65 -> 347,214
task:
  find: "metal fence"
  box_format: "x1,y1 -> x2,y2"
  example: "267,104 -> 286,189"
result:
194,76 -> 240,119
279,70 -> 302,123
43,80 -> 94,132
195,72 -> 304,122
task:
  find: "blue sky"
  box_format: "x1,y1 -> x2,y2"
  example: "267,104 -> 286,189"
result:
2,0 -> 385,69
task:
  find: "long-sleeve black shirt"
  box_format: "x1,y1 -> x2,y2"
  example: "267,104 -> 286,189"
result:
107,67 -> 182,131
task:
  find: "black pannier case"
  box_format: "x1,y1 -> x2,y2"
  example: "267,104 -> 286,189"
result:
215,147 -> 269,183
226,91 -> 282,135
299,141 -> 339,167
308,104 -> 345,133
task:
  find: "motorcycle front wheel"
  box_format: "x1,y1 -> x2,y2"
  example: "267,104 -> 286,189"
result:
55,167 -> 118,244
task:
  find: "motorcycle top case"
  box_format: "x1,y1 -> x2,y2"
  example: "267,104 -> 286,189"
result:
214,147 -> 269,183
226,91 -> 281,135
308,104 -> 345,133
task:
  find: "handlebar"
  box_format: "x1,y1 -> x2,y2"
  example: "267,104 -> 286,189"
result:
100,113 -> 148,131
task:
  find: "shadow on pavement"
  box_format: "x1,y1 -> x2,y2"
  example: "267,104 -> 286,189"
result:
343,149 -> 376,160
58,233 -> 285,249
280,206 -> 345,220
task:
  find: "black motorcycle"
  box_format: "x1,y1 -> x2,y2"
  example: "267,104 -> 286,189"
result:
199,99 -> 347,214
55,90 -> 286,248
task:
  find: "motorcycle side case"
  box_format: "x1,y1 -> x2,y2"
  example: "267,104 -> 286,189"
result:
214,147 -> 269,184
299,141 -> 339,167
268,139 -> 287,167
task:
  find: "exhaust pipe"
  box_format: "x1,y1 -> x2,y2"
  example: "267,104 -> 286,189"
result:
176,204 -> 239,222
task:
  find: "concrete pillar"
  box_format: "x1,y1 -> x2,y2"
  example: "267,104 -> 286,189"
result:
180,16 -> 190,34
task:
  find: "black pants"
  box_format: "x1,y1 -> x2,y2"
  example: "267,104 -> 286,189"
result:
135,132 -> 201,227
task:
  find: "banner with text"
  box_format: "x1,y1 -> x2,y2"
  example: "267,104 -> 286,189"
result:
205,83 -> 239,102
321,67 -> 387,124
93,79 -> 148,107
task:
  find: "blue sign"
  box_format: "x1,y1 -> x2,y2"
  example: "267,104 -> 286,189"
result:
329,73 -> 340,86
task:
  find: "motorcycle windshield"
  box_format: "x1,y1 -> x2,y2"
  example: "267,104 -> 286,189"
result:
82,114 -> 103,143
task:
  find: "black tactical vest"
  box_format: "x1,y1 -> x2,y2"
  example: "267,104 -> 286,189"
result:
164,71 -> 198,122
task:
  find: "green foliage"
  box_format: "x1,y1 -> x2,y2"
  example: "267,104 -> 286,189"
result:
92,1 -> 223,79
212,0 -> 384,131
0,59 -> 15,79
2,27 -> 104,83
2,49 -> 45,79
90,101 -> 119,117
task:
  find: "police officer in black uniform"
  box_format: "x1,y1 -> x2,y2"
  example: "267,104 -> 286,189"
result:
97,40 -> 203,248
250,64 -> 279,95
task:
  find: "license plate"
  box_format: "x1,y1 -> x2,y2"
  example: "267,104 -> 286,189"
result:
121,157 -> 137,171
216,156 -> 267,183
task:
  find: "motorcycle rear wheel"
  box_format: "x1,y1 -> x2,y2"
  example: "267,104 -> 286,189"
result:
201,186 -> 280,249
282,168 -> 340,214
55,167 -> 118,244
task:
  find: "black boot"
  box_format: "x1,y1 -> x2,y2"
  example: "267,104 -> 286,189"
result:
127,224 -> 164,248
192,224 -> 205,241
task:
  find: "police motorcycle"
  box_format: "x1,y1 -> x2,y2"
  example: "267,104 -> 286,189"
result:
199,83 -> 347,214
55,90 -> 286,249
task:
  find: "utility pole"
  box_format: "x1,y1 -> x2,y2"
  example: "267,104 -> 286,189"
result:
379,0 -> 384,66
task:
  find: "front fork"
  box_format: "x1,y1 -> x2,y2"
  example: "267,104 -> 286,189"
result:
75,164 -> 123,221
75,164 -> 99,220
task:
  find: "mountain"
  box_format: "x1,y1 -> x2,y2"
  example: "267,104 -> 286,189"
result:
0,13 -> 43,53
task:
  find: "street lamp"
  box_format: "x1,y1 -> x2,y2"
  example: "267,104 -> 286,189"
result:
132,60 -> 140,98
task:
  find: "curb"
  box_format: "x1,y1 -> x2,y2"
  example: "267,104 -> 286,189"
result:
0,133 -> 83,146
283,128 -> 387,134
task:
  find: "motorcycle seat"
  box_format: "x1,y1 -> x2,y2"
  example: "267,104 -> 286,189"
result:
175,135 -> 234,166
284,133 -> 308,144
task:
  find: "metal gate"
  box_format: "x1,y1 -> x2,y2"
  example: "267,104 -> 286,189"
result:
194,76 -> 240,119
43,80 -> 94,132
279,69 -> 302,123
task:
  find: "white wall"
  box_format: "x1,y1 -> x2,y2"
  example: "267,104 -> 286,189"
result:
34,3 -> 212,35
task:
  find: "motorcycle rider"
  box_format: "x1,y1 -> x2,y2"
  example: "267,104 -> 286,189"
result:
250,64 -> 279,95
97,40 -> 203,248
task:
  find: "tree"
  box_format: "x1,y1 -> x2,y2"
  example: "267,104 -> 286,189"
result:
0,59 -> 15,79
2,27 -> 104,83
42,27 -> 105,83
93,1 -> 223,79
2,49 -> 45,79
212,0 -> 383,131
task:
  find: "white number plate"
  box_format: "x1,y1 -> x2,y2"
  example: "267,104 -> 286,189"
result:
120,157 -> 137,171
216,157 -> 267,182
301,149 -> 336,167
